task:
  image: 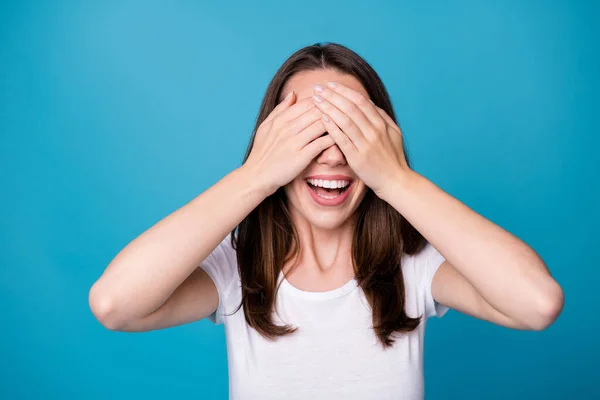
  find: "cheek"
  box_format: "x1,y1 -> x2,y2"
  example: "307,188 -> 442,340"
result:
353,182 -> 369,200
283,180 -> 305,199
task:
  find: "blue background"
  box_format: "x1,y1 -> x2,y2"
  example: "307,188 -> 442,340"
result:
1,0 -> 598,398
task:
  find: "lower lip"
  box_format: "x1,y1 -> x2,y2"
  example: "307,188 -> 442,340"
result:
306,181 -> 353,206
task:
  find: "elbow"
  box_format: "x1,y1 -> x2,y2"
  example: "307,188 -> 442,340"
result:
525,281 -> 565,331
88,284 -> 127,331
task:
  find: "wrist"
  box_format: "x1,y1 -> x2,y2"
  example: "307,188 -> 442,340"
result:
235,164 -> 277,198
380,169 -> 421,203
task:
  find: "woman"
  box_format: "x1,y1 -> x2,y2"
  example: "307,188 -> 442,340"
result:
89,42 -> 564,399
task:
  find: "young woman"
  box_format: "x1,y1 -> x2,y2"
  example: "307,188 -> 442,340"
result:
89,43 -> 564,399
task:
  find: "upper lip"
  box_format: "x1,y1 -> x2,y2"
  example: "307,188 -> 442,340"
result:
306,174 -> 353,181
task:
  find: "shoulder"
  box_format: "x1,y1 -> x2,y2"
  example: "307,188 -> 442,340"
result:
401,241 -> 449,319
199,232 -> 238,272
403,241 -> 444,277
198,232 -> 241,318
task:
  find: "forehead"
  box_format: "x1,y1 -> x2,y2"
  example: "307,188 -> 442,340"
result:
281,69 -> 369,102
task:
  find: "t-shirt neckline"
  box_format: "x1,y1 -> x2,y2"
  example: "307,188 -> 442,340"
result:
278,270 -> 358,300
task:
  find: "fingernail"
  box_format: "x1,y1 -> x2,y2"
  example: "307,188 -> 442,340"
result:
322,113 -> 330,122
313,94 -> 324,102
326,82 -> 337,89
313,84 -> 324,93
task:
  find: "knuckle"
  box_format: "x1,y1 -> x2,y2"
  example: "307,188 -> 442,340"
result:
373,117 -> 386,130
278,123 -> 289,135
270,120 -> 280,133
349,103 -> 361,115
366,127 -> 379,139
356,95 -> 369,107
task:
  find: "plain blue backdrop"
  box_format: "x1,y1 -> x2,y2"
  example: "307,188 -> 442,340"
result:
1,0 -> 598,398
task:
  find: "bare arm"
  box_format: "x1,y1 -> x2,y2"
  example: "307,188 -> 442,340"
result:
106,267 -> 218,332
385,171 -> 564,330
89,92 -> 335,331
304,80 -> 563,330
88,166 -> 270,330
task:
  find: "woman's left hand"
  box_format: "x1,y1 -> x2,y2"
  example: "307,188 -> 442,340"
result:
312,81 -> 411,199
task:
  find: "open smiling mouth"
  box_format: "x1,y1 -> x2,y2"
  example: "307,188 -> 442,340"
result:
304,179 -> 354,206
306,180 -> 352,200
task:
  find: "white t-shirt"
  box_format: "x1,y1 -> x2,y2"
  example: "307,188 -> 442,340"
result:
199,233 -> 448,400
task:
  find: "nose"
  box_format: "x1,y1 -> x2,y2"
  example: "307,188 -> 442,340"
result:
316,141 -> 347,167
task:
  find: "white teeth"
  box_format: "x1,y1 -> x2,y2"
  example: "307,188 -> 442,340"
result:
307,178 -> 350,189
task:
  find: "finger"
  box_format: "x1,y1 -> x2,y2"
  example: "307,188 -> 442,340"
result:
275,96 -> 319,125
374,106 -> 401,135
301,133 -> 336,162
286,107 -> 323,136
313,96 -> 366,150
294,119 -> 327,147
264,91 -> 296,125
314,84 -> 376,139
324,82 -> 386,131
373,107 -> 405,161
320,112 -> 359,160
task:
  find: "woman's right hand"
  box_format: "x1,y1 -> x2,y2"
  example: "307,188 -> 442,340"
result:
243,91 -> 335,196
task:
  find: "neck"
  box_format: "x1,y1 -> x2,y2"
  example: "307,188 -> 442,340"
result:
282,217 -> 357,292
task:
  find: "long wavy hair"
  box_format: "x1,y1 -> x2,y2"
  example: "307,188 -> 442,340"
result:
229,42 -> 427,348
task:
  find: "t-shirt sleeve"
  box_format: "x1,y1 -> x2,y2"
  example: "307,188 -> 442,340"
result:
198,232 -> 238,324
419,241 -> 450,319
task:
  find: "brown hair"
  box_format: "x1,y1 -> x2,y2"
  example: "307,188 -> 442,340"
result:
229,42 -> 427,348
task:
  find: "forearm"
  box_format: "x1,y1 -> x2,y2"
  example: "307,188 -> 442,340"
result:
381,170 -> 563,324
89,166 -> 269,326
